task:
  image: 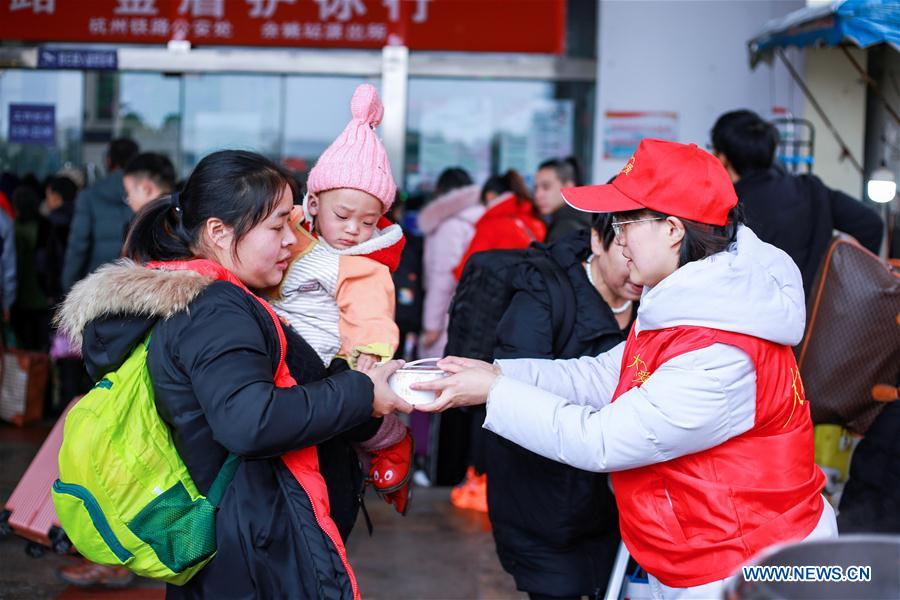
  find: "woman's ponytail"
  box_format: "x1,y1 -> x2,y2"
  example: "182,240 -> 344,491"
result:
123,192 -> 193,262
502,169 -> 532,203
481,168 -> 531,204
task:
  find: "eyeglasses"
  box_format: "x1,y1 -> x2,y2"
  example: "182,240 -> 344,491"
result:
610,217 -> 664,238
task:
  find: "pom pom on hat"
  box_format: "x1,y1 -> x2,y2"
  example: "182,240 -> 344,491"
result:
351,83 -> 384,127
306,84 -> 397,213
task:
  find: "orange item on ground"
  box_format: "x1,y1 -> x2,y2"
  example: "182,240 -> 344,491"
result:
450,466 -> 488,513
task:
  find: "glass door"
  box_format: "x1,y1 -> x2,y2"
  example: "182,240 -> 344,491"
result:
0,70 -> 84,178
405,78 -> 592,193
181,74 -> 284,178
117,72 -> 181,173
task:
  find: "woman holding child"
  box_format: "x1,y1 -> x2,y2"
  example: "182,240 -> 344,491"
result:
57,91 -> 412,598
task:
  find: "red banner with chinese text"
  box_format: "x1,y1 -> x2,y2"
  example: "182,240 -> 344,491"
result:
0,0 -> 566,54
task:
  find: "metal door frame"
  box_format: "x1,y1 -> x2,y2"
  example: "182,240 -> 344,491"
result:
0,44 -> 596,185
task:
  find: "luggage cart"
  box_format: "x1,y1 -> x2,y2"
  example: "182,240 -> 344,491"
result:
604,542 -> 651,600
773,117 -> 815,175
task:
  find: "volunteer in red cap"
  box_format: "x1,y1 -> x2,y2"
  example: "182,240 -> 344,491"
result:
415,139 -> 837,599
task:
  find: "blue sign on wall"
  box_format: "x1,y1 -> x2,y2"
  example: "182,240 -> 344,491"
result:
38,48 -> 117,71
8,104 -> 56,145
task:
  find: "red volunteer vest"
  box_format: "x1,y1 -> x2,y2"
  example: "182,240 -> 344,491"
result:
148,260 -> 360,600
609,326 -> 825,587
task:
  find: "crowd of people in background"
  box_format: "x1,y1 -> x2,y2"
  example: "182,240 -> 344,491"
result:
0,104 -> 891,596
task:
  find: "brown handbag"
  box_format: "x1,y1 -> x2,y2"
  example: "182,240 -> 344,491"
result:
0,346 -> 50,426
797,236 -> 900,435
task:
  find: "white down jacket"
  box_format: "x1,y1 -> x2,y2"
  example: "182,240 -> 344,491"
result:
483,225 -> 808,472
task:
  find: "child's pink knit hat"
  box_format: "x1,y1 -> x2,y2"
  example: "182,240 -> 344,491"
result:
306,84 -> 397,213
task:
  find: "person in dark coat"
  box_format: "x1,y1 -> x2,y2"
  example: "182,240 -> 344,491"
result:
487,216 -> 643,600
56,150 -> 411,599
711,110 -> 883,296
11,185 -> 51,350
449,170 -> 546,510
837,400 -> 900,534
40,175 -> 77,305
62,138 -> 139,293
534,157 -> 592,243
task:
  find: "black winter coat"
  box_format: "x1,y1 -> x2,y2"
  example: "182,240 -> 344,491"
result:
838,400 -> 900,534
545,202 -> 592,243
488,229 -> 629,597
66,262 -> 376,599
735,167 -> 883,296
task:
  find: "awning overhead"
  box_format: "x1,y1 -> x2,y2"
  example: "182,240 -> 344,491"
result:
748,0 -> 900,67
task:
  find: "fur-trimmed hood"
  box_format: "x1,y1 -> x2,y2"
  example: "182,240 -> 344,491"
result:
417,184 -> 482,235
55,259 -> 213,349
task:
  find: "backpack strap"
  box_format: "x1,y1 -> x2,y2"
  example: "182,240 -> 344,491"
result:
205,453 -> 241,507
143,330 -> 242,508
529,254 -> 577,357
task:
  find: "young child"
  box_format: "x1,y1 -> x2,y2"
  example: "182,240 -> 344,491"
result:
268,84 -> 413,514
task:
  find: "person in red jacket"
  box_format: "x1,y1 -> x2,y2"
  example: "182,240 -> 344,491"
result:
453,170 -> 546,280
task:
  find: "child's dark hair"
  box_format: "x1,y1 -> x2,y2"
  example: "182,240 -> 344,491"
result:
615,205 -> 744,267
481,169 -> 531,204
124,153 -> 176,193
710,110 -> 779,176
124,150 -> 296,263
435,167 -> 473,196
538,156 -> 584,186
46,176 -> 78,205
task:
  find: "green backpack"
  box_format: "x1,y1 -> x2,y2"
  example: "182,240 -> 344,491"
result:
51,336 -> 238,585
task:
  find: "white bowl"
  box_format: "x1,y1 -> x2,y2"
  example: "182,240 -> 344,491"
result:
388,359 -> 448,405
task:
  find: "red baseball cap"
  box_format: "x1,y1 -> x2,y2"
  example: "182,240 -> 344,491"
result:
561,138 -> 738,226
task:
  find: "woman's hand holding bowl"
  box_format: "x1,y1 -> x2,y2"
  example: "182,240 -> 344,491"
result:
365,360 -> 414,417
411,356 -> 501,412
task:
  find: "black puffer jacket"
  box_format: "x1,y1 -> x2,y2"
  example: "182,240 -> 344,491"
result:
735,167 -> 883,296
61,261 -> 375,599
545,202 -> 592,243
838,400 -> 900,534
488,229 -> 630,598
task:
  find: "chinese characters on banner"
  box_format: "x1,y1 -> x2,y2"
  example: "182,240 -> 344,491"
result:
8,103 -> 56,144
0,0 -> 566,54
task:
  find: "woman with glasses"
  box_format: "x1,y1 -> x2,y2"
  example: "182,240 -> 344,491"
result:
415,139 -> 837,599
486,214 -> 641,600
